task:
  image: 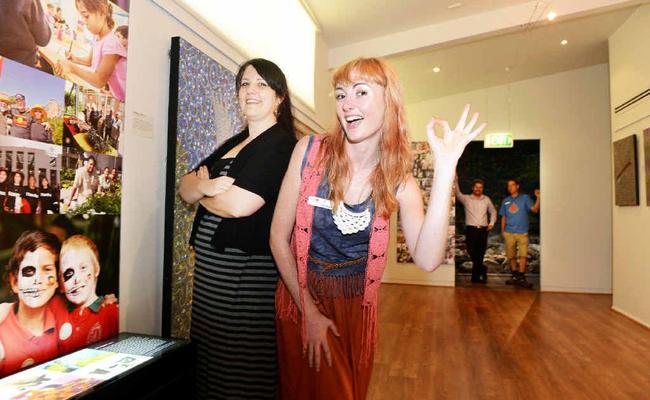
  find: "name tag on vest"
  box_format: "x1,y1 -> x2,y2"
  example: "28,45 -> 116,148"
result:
308,196 -> 332,210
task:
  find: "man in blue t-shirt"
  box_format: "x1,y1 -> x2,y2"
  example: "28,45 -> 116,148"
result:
499,178 -> 540,289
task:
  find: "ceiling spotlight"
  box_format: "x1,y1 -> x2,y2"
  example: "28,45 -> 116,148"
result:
448,2 -> 463,9
505,66 -> 511,72
547,11 -> 557,21
432,66 -> 441,73
561,39 -> 568,46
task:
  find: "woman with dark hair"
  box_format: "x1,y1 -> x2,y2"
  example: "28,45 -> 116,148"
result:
178,58 -> 297,399
39,176 -> 58,214
5,172 -> 26,214
0,168 -> 8,213
24,174 -> 40,214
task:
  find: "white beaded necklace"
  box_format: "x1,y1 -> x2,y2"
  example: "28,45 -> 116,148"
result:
331,154 -> 377,235
332,202 -> 371,235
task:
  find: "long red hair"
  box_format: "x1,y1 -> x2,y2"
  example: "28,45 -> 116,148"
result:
319,58 -> 412,219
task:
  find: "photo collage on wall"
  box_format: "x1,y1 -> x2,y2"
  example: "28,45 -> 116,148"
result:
0,0 -> 129,378
396,141 -> 456,265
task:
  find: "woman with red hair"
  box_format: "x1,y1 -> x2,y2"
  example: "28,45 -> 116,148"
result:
272,57 -> 486,399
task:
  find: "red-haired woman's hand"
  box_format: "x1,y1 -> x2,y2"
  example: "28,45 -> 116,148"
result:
304,307 -> 340,372
426,104 -> 486,166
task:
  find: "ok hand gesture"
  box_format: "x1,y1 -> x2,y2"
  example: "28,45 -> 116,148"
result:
427,104 -> 486,167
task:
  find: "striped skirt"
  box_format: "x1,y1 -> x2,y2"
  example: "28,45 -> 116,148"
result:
190,229 -> 279,399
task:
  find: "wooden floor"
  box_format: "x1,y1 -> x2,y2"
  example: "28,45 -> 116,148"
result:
368,284 -> 650,400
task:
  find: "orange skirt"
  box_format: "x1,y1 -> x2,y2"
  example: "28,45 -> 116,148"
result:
276,283 -> 374,400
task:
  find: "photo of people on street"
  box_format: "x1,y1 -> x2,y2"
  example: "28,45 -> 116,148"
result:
0,57 -> 64,145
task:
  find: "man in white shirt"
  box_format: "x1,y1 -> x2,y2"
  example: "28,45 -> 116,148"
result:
455,176 -> 497,283
66,156 -> 96,208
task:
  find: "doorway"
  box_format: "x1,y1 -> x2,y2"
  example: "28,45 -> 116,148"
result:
455,140 -> 540,289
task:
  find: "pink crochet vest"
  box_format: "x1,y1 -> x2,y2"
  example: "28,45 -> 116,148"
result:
276,134 -> 390,363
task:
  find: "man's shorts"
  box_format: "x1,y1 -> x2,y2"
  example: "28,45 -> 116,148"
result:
503,232 -> 528,259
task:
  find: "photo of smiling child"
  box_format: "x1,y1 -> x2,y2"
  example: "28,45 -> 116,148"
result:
0,215 -> 120,377
0,230 -> 61,377
56,235 -> 118,354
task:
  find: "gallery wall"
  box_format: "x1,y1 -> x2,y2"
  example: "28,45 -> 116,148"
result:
120,0 -> 331,334
383,64 -> 613,293
609,4 -> 650,327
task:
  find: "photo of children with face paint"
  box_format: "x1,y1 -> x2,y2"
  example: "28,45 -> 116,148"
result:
0,214 -> 119,377
0,230 -> 61,377
56,235 -> 118,354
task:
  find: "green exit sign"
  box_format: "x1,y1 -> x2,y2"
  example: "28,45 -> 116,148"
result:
484,132 -> 514,148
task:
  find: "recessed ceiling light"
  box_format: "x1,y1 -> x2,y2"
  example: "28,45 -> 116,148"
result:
561,39 -> 568,46
505,66 -> 511,72
547,11 -> 557,21
432,66 -> 441,73
448,2 -> 463,9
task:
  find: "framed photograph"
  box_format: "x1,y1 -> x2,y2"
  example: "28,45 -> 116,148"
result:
643,128 -> 650,206
613,135 -> 638,206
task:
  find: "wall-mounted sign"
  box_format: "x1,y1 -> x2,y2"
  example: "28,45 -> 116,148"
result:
484,132 -> 514,148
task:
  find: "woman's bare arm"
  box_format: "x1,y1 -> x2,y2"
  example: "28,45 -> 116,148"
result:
398,105 -> 486,271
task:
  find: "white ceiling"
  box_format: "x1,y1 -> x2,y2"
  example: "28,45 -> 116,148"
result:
385,7 -> 636,102
304,0 -> 533,47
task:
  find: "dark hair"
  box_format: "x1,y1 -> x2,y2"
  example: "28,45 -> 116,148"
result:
75,0 -> 115,30
87,156 -> 97,164
506,178 -> 519,186
0,168 -> 7,190
235,58 -> 295,137
116,25 -> 128,39
11,171 -> 24,186
27,174 -> 37,185
40,175 -> 50,187
472,179 -> 485,187
5,230 -> 61,287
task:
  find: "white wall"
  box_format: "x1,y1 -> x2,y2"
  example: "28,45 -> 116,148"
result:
609,5 -> 650,327
120,0 -> 330,334
384,64 -> 613,293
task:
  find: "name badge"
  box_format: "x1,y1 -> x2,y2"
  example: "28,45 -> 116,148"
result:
308,196 -> 332,210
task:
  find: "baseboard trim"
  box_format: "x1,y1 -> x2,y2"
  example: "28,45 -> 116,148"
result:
611,306 -> 650,329
541,286 -> 612,294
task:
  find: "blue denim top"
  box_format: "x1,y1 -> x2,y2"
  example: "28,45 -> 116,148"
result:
302,136 -> 374,277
